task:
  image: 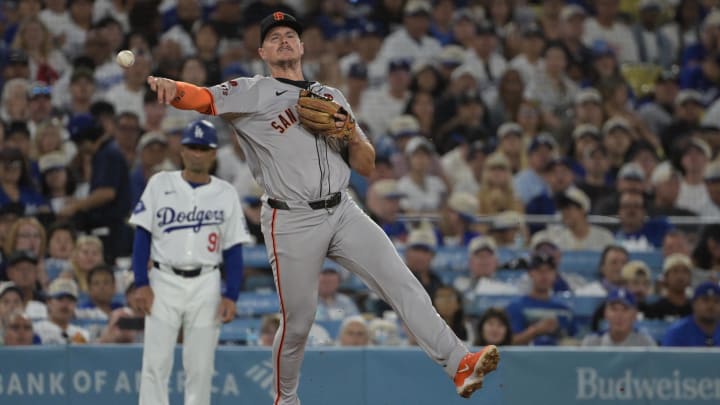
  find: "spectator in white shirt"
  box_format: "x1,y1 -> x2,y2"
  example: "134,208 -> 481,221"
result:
339,22 -> 386,88
631,0 -> 673,68
509,23 -> 546,85
524,41 -> 578,130
160,0 -> 200,57
216,134 -> 256,201
704,160 -> 720,217
397,137 -> 447,213
358,59 -> 412,140
676,138 -> 714,215
0,282 -> 24,321
315,267 -> 360,322
375,0 -> 442,76
464,20 -> 507,102
538,187 -> 615,251
38,0 -> 73,47
4,251 -> 47,320
33,278 -> 89,344
583,0 -> 639,63
582,288 -> 656,347
103,50 -> 151,125
62,0 -> 93,60
454,236 -> 519,299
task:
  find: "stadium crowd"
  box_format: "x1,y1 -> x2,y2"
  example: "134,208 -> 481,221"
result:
0,0 -> 719,349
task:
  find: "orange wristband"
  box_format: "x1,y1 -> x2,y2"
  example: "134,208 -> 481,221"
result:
171,81 -> 216,115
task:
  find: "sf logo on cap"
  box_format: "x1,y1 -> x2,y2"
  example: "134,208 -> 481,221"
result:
194,126 -> 204,138
273,12 -> 284,21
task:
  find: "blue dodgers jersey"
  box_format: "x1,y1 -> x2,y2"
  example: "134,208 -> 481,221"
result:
661,316 -> 720,347
506,295 -> 578,346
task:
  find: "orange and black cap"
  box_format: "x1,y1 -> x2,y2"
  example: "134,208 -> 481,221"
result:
260,12 -> 303,45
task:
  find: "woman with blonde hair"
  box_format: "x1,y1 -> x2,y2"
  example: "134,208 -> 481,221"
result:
4,216 -> 47,259
4,216 -> 48,287
11,17 -> 69,83
33,120 -> 68,159
1,78 -> 30,122
60,235 -> 104,293
478,153 -> 524,216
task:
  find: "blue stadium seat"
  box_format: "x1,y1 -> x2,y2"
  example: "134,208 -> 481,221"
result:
340,274 -> 369,292
243,275 -> 275,292
465,294 -> 517,316
315,319 -> 343,340
636,319 -> 673,343
243,245 -> 271,268
219,318 -> 262,343
236,292 -> 279,317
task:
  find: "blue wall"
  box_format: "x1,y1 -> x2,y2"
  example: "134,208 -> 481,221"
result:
1,346 -> 719,404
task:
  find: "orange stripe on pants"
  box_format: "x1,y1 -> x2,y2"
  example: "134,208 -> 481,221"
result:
271,208 -> 287,405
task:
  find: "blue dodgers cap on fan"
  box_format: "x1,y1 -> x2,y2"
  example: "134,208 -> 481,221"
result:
181,119 -> 218,149
606,288 -> 637,308
692,281 -> 720,301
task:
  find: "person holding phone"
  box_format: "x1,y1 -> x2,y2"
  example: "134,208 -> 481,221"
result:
129,119 -> 251,405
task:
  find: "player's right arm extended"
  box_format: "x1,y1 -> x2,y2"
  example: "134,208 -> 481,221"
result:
171,81 -> 216,115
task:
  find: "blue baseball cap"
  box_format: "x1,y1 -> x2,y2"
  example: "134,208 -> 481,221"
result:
606,288 -> 637,308
528,133 -> 557,152
68,113 -> 101,143
591,40 -> 615,58
692,281 -> 720,301
348,63 -> 368,79
357,21 -> 384,37
182,120 -> 218,149
388,59 -> 411,72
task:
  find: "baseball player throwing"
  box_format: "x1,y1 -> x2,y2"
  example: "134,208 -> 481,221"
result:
130,119 -> 251,405
147,12 -> 499,404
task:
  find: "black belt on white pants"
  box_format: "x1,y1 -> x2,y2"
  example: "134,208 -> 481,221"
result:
152,261 -> 218,278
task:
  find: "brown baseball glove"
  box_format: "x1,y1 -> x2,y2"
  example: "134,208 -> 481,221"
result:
297,89 -> 356,142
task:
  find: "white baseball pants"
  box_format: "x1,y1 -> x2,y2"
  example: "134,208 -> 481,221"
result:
138,269 -> 221,405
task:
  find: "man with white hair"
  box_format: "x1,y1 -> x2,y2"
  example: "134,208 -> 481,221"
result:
676,138 -> 715,215
537,187 -> 614,251
436,192 -> 480,247
650,161 -> 696,217
454,236 -> 519,300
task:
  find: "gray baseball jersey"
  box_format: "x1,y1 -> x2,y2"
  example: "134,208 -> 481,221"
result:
208,77 -> 356,201
204,76 -> 468,405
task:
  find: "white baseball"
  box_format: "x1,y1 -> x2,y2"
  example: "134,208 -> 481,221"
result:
116,50 -> 135,68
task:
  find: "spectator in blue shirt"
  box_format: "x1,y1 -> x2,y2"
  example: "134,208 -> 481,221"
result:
662,281 -> 720,347
680,53 -> 720,104
366,179 -> 408,245
513,133 -> 556,205
506,252 -> 577,345
435,191 -> 479,247
75,264 -> 123,320
315,267 -> 360,322
615,190 -> 673,251
0,148 -> 50,216
57,115 -> 131,264
525,157 -> 574,233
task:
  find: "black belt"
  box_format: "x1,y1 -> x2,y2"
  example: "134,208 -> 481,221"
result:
153,261 -> 207,278
267,192 -> 341,210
